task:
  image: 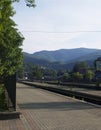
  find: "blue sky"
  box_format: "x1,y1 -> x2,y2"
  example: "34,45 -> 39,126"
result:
13,0 -> 101,53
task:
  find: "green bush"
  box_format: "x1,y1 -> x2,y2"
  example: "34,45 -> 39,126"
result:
0,84 -> 6,111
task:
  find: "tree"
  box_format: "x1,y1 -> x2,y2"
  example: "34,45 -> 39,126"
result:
0,0 -> 36,110
73,61 -> 88,73
0,0 -> 24,81
17,65 -> 25,79
62,73 -> 70,81
85,70 -> 94,81
72,72 -> 83,81
31,65 -> 43,80
14,0 -> 36,7
0,0 -> 36,80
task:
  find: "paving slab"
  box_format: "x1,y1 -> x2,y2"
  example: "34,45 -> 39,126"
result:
0,83 -> 101,130
17,83 -> 101,130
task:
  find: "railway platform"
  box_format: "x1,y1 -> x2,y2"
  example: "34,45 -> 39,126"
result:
0,83 -> 101,130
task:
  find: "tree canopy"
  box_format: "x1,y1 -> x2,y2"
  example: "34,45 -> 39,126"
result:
73,61 -> 88,73
13,0 -> 36,7
0,0 -> 24,79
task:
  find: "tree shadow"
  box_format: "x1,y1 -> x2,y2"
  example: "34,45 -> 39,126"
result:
18,101 -> 95,111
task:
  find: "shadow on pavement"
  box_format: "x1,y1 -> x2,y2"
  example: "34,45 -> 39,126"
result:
18,101 -> 95,111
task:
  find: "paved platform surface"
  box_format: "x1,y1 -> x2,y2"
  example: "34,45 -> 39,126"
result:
0,83 -> 101,130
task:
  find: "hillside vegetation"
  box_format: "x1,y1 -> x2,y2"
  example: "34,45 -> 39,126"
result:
23,48 -> 101,70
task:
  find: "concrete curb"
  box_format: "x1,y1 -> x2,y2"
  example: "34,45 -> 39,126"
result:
0,111 -> 21,120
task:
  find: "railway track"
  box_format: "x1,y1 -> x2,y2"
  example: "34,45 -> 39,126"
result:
20,81 -> 101,106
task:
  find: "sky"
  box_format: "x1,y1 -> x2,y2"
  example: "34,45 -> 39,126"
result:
13,0 -> 101,53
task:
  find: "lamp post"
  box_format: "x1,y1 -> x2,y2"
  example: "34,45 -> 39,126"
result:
95,57 -> 101,88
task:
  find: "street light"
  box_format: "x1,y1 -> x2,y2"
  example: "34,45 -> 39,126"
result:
95,57 -> 101,88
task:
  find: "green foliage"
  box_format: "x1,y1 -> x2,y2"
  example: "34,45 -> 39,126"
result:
13,0 -> 36,7
17,65 -> 25,79
85,70 -> 94,81
0,0 -> 24,79
63,73 -> 70,81
73,61 -> 88,72
24,63 -> 43,80
43,68 -> 57,78
21,62 -> 58,80
72,72 -> 83,81
50,70 -> 57,77
30,65 -> 43,79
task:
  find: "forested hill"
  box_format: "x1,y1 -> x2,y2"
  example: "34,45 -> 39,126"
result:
31,48 -> 100,62
23,48 -> 101,70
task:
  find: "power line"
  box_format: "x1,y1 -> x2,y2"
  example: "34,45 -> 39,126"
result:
20,30 -> 101,34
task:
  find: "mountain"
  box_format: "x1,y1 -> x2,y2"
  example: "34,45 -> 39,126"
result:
23,48 -> 101,70
23,52 -> 50,67
31,48 -> 98,62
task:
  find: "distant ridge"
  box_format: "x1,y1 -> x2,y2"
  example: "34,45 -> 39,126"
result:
31,48 -> 99,62
23,48 -> 101,70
